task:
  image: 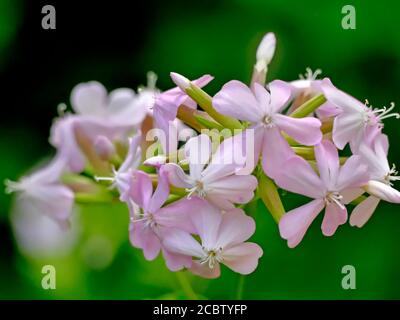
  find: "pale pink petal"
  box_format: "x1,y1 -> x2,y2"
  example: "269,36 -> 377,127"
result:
364,181 -> 400,203
129,221 -> 161,260
129,170 -> 153,211
279,199 -> 325,248
156,197 -> 201,234
202,131 -> 253,182
341,188 -> 365,204
316,102 -> 341,119
349,196 -> 381,228
215,210 -> 256,248
192,74 -> 214,88
190,260 -> 221,279
261,126 -> 296,179
274,114 -> 322,146
321,203 -> 347,236
163,163 -> 193,189
22,184 -> 74,223
206,174 -> 258,205
189,199 -> 222,249
274,156 -> 325,199
184,134 -> 212,180
336,155 -> 369,190
320,78 -> 366,113
162,229 -> 204,258
70,81 -> 107,115
223,242 -> 263,275
332,111 -> 364,150
148,170 -> 170,213
252,83 -> 271,115
213,80 -> 264,122
314,140 -> 340,189
162,247 -> 193,271
268,80 -> 292,113
205,194 -> 235,210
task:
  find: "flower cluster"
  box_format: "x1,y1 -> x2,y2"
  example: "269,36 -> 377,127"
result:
5,33 -> 400,278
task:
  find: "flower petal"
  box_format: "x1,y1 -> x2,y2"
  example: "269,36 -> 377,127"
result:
162,228 -> 204,258
364,180 -> 400,203
129,221 -> 161,260
215,209 -> 256,248
213,80 -> 264,122
274,114 -> 322,146
279,199 -> 325,248
148,169 -> 170,213
190,260 -> 221,279
163,163 -> 193,189
349,195 -> 380,228
223,242 -> 263,275
314,140 -> 340,189
185,134 -> 212,180
70,81 -> 107,116
261,126 -> 296,179
274,155 -> 325,199
129,170 -> 153,211
321,203 -> 347,236
337,155 -> 369,191
268,80 -> 292,113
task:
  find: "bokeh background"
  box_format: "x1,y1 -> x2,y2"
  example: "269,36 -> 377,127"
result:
0,0 -> 399,299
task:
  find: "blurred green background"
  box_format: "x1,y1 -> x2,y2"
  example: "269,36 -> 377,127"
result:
0,0 -> 399,299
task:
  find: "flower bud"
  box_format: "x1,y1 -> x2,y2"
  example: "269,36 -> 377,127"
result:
94,136 -> 116,161
170,72 -> 191,91
255,32 -> 276,70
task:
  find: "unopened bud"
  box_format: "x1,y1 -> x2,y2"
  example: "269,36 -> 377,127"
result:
170,72 -> 191,91
256,32 -> 276,70
94,136 -> 116,161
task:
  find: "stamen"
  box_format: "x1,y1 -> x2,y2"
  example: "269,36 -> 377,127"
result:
386,164 -> 400,186
200,247 -> 223,269
4,179 -> 23,194
299,67 -> 322,80
325,191 -> 345,210
185,181 -> 207,199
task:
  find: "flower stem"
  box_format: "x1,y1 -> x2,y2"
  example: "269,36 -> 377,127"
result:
185,84 -> 243,130
235,275 -> 245,300
258,173 -> 285,222
175,271 -> 198,300
290,94 -> 327,118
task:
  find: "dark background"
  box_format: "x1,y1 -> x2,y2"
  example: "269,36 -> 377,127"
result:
0,0 -> 399,299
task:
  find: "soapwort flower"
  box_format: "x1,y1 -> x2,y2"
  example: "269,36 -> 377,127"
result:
5,155 -> 74,228
128,169 -> 196,271
321,78 -> 399,152
163,134 -> 258,209
350,134 -> 400,227
275,140 -> 369,248
213,80 -> 322,178
163,200 -> 263,278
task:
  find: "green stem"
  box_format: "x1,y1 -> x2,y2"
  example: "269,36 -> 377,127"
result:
290,94 -> 327,118
186,84 -> 243,130
235,275 -> 245,300
175,271 -> 198,300
258,173 -> 285,223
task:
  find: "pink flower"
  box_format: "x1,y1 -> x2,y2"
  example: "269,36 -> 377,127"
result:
163,134 -> 258,210
350,134 -> 400,227
320,78 -> 399,152
213,80 -> 322,178
128,169 -> 195,271
5,156 -> 74,229
275,140 -> 369,248
70,81 -> 147,127
95,133 -> 142,203
51,82 -> 146,172
163,200 -> 263,279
